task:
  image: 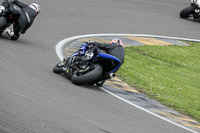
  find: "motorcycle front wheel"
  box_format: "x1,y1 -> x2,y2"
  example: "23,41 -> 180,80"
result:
180,6 -> 195,18
71,64 -> 103,85
53,62 -> 64,74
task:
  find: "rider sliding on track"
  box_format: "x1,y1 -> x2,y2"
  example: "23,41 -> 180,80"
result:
0,0 -> 40,40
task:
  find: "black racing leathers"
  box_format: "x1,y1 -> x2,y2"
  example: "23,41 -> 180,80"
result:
92,42 -> 125,64
89,42 -> 125,84
10,0 -> 38,40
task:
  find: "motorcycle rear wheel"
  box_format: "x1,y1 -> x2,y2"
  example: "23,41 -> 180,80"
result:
180,6 -> 195,18
0,17 -> 7,32
71,64 -> 103,85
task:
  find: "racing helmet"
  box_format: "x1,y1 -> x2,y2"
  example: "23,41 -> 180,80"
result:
29,3 -> 40,14
111,38 -> 123,47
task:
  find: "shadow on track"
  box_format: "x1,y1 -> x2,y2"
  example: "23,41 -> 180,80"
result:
53,73 -> 102,91
0,35 -> 35,46
180,17 -> 200,23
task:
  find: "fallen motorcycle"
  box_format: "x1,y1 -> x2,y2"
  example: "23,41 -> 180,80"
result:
180,0 -> 200,19
53,42 -> 121,86
0,0 -> 19,35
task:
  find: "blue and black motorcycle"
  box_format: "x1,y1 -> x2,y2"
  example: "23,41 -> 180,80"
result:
53,42 -> 121,86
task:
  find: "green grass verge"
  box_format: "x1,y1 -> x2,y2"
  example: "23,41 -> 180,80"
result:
117,42 -> 200,122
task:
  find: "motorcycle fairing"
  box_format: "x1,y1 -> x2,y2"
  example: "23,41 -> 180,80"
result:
96,53 -> 121,74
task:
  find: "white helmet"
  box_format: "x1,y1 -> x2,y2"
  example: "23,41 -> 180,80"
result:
29,3 -> 40,14
0,6 -> 5,14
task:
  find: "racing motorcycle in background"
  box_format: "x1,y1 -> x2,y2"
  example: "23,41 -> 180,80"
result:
53,42 -> 121,86
180,0 -> 200,19
0,0 -> 19,34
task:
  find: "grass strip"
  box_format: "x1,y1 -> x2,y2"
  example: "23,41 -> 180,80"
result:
117,42 -> 200,122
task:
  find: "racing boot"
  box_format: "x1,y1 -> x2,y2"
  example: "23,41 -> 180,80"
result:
2,28 -> 14,37
96,80 -> 105,87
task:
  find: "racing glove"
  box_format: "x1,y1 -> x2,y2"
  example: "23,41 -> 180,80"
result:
21,29 -> 26,34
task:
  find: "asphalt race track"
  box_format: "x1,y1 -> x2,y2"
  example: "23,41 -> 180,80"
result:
0,0 -> 199,133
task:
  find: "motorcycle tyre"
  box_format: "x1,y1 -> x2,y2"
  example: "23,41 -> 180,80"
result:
0,17 -> 7,32
71,64 -> 103,85
53,62 -> 64,74
180,6 -> 195,18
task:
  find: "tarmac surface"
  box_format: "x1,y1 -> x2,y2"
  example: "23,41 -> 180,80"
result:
1,0 -> 200,133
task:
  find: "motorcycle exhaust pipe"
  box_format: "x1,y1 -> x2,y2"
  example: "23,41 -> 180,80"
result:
110,73 -> 115,78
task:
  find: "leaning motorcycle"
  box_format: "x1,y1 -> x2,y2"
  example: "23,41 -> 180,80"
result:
0,0 -> 19,34
180,0 -> 200,19
53,42 -> 121,86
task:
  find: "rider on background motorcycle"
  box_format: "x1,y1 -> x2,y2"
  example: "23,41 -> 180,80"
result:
0,0 -> 40,40
180,0 -> 200,19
